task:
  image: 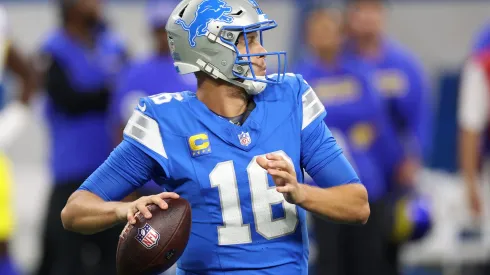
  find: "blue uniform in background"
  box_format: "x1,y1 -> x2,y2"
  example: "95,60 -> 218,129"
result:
35,28 -> 128,275
295,54 -> 404,202
80,74 -> 360,275
40,29 -> 127,182
343,39 -> 431,163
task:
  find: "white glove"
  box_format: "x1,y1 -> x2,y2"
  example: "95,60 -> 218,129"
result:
0,101 -> 29,149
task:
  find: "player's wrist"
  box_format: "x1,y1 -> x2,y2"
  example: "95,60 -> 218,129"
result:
113,201 -> 132,223
295,184 -> 310,207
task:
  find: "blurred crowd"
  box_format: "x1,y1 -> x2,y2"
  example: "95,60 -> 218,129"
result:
0,0 -> 489,275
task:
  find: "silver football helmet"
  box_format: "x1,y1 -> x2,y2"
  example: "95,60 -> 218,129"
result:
166,0 -> 287,95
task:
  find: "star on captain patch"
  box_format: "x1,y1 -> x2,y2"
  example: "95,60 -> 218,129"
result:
238,131 -> 251,146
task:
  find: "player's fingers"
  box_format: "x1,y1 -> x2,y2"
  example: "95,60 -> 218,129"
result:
268,169 -> 293,182
268,160 -> 292,173
136,202 -> 152,219
276,185 -> 292,194
127,207 -> 136,224
151,196 -> 168,210
273,170 -> 297,186
266,153 -> 284,161
256,156 -> 269,170
271,175 -> 286,186
159,192 -> 180,199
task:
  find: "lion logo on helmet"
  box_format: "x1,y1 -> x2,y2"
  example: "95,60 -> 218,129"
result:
175,0 -> 234,48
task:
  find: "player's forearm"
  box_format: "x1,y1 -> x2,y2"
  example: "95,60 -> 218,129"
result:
61,190 -> 126,235
299,183 -> 369,224
459,129 -> 482,189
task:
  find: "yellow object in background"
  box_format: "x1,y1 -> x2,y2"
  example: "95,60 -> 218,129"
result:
0,152 -> 14,241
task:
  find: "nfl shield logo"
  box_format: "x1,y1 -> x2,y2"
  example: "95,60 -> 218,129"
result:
135,223 -> 160,249
238,132 -> 251,146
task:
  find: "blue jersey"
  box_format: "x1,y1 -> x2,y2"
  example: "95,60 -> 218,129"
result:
295,55 -> 404,201
342,39 -> 431,161
80,73 -> 360,274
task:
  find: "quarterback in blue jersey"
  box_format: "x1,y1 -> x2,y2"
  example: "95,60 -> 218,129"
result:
61,0 -> 370,274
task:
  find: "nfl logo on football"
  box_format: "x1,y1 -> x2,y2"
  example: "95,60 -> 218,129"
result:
238,132 -> 251,146
135,223 -> 160,249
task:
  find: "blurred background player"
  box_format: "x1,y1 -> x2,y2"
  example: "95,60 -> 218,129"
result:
33,0 -> 129,274
343,0 -> 431,169
458,23 -> 490,273
0,4 -> 36,275
342,1 -> 432,272
295,8 -> 406,275
110,0 -> 196,142
460,22 -> 490,220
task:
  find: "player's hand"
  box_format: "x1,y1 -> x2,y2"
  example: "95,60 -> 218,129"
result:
256,153 -> 306,205
116,192 -> 180,225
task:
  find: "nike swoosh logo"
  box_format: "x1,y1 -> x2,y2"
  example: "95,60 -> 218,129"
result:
138,102 -> 147,112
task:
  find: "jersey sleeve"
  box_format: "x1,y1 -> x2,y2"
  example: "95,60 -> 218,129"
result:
78,140 -> 163,201
292,74 -> 327,134
123,97 -> 171,179
292,74 -> 360,187
301,121 -> 360,188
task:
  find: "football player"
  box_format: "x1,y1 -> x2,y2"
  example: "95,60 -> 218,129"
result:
61,0 -> 371,274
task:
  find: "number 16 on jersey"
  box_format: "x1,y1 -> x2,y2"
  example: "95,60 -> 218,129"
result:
210,151 -> 299,246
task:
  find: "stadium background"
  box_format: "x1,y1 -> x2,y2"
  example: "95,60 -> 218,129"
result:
1,0 -> 490,274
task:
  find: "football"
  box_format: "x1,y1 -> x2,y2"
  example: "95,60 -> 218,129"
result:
116,198 -> 192,275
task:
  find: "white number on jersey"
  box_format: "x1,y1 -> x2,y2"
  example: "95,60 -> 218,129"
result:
210,151 -> 299,246
149,92 -> 184,105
